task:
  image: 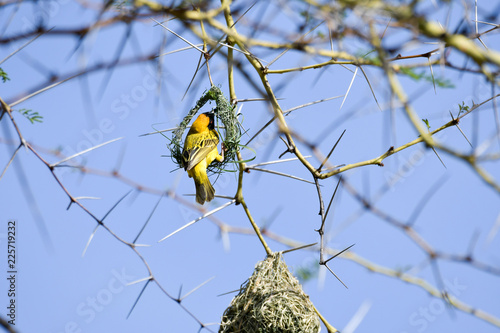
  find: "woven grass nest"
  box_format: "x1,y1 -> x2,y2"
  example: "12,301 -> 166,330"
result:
219,252 -> 321,333
168,85 -> 241,175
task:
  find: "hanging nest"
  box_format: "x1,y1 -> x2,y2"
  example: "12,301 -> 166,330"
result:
168,85 -> 241,175
219,252 -> 321,333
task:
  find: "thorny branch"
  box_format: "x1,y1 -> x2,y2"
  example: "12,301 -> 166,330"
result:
2,0 -> 500,331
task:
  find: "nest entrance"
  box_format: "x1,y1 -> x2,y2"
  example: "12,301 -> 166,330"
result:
168,86 -> 241,175
219,253 -> 321,333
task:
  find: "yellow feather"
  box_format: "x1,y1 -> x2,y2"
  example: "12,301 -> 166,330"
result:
182,113 -> 224,204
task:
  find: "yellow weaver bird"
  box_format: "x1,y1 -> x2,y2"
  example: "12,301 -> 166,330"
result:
182,112 -> 224,205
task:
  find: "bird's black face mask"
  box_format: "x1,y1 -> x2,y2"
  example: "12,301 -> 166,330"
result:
204,112 -> 215,130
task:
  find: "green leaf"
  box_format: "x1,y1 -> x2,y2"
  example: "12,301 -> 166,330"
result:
17,108 -> 43,124
399,67 -> 454,88
356,50 -> 381,65
458,101 -> 470,115
422,118 -> 430,130
295,262 -> 319,283
0,68 -> 9,83
400,67 -> 424,80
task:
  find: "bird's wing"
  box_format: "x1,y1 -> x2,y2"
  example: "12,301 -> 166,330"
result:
183,131 -> 219,171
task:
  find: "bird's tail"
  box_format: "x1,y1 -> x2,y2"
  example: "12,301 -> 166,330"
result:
194,173 -> 215,205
